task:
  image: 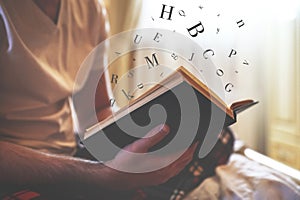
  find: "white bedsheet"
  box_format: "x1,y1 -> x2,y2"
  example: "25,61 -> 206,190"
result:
184,154 -> 300,200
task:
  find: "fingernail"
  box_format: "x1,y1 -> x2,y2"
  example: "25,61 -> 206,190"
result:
163,124 -> 170,134
158,124 -> 169,134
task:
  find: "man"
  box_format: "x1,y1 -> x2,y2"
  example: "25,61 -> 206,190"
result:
0,0 -> 197,198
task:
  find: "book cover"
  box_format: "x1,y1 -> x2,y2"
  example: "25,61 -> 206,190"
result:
84,66 -> 257,161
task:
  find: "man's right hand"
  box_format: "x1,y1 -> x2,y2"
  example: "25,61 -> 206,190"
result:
103,124 -> 198,190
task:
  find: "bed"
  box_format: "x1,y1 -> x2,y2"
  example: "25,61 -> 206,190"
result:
184,140 -> 300,200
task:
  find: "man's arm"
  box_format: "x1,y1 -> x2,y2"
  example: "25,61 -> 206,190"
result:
0,125 -> 197,192
0,141 -> 109,189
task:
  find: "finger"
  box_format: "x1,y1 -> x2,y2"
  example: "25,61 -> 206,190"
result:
173,157 -> 191,175
152,141 -> 198,170
133,124 -> 170,152
165,144 -> 198,177
96,107 -> 112,121
179,142 -> 198,161
157,153 -> 194,182
169,142 -> 198,166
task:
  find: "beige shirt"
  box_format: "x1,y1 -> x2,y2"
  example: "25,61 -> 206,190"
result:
0,0 -> 108,155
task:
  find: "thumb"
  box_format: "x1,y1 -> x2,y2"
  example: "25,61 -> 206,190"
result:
133,124 -> 170,153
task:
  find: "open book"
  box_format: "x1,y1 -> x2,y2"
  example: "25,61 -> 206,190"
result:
84,66 -> 257,159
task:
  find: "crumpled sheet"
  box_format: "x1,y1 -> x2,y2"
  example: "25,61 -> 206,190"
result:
184,153 -> 300,200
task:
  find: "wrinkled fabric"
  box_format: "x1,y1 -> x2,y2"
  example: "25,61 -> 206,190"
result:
185,153 -> 300,200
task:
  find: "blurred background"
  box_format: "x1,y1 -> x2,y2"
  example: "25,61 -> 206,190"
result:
103,0 -> 300,170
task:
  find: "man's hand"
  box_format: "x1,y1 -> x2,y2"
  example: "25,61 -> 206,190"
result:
0,124 -> 197,196
103,124 -> 198,190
